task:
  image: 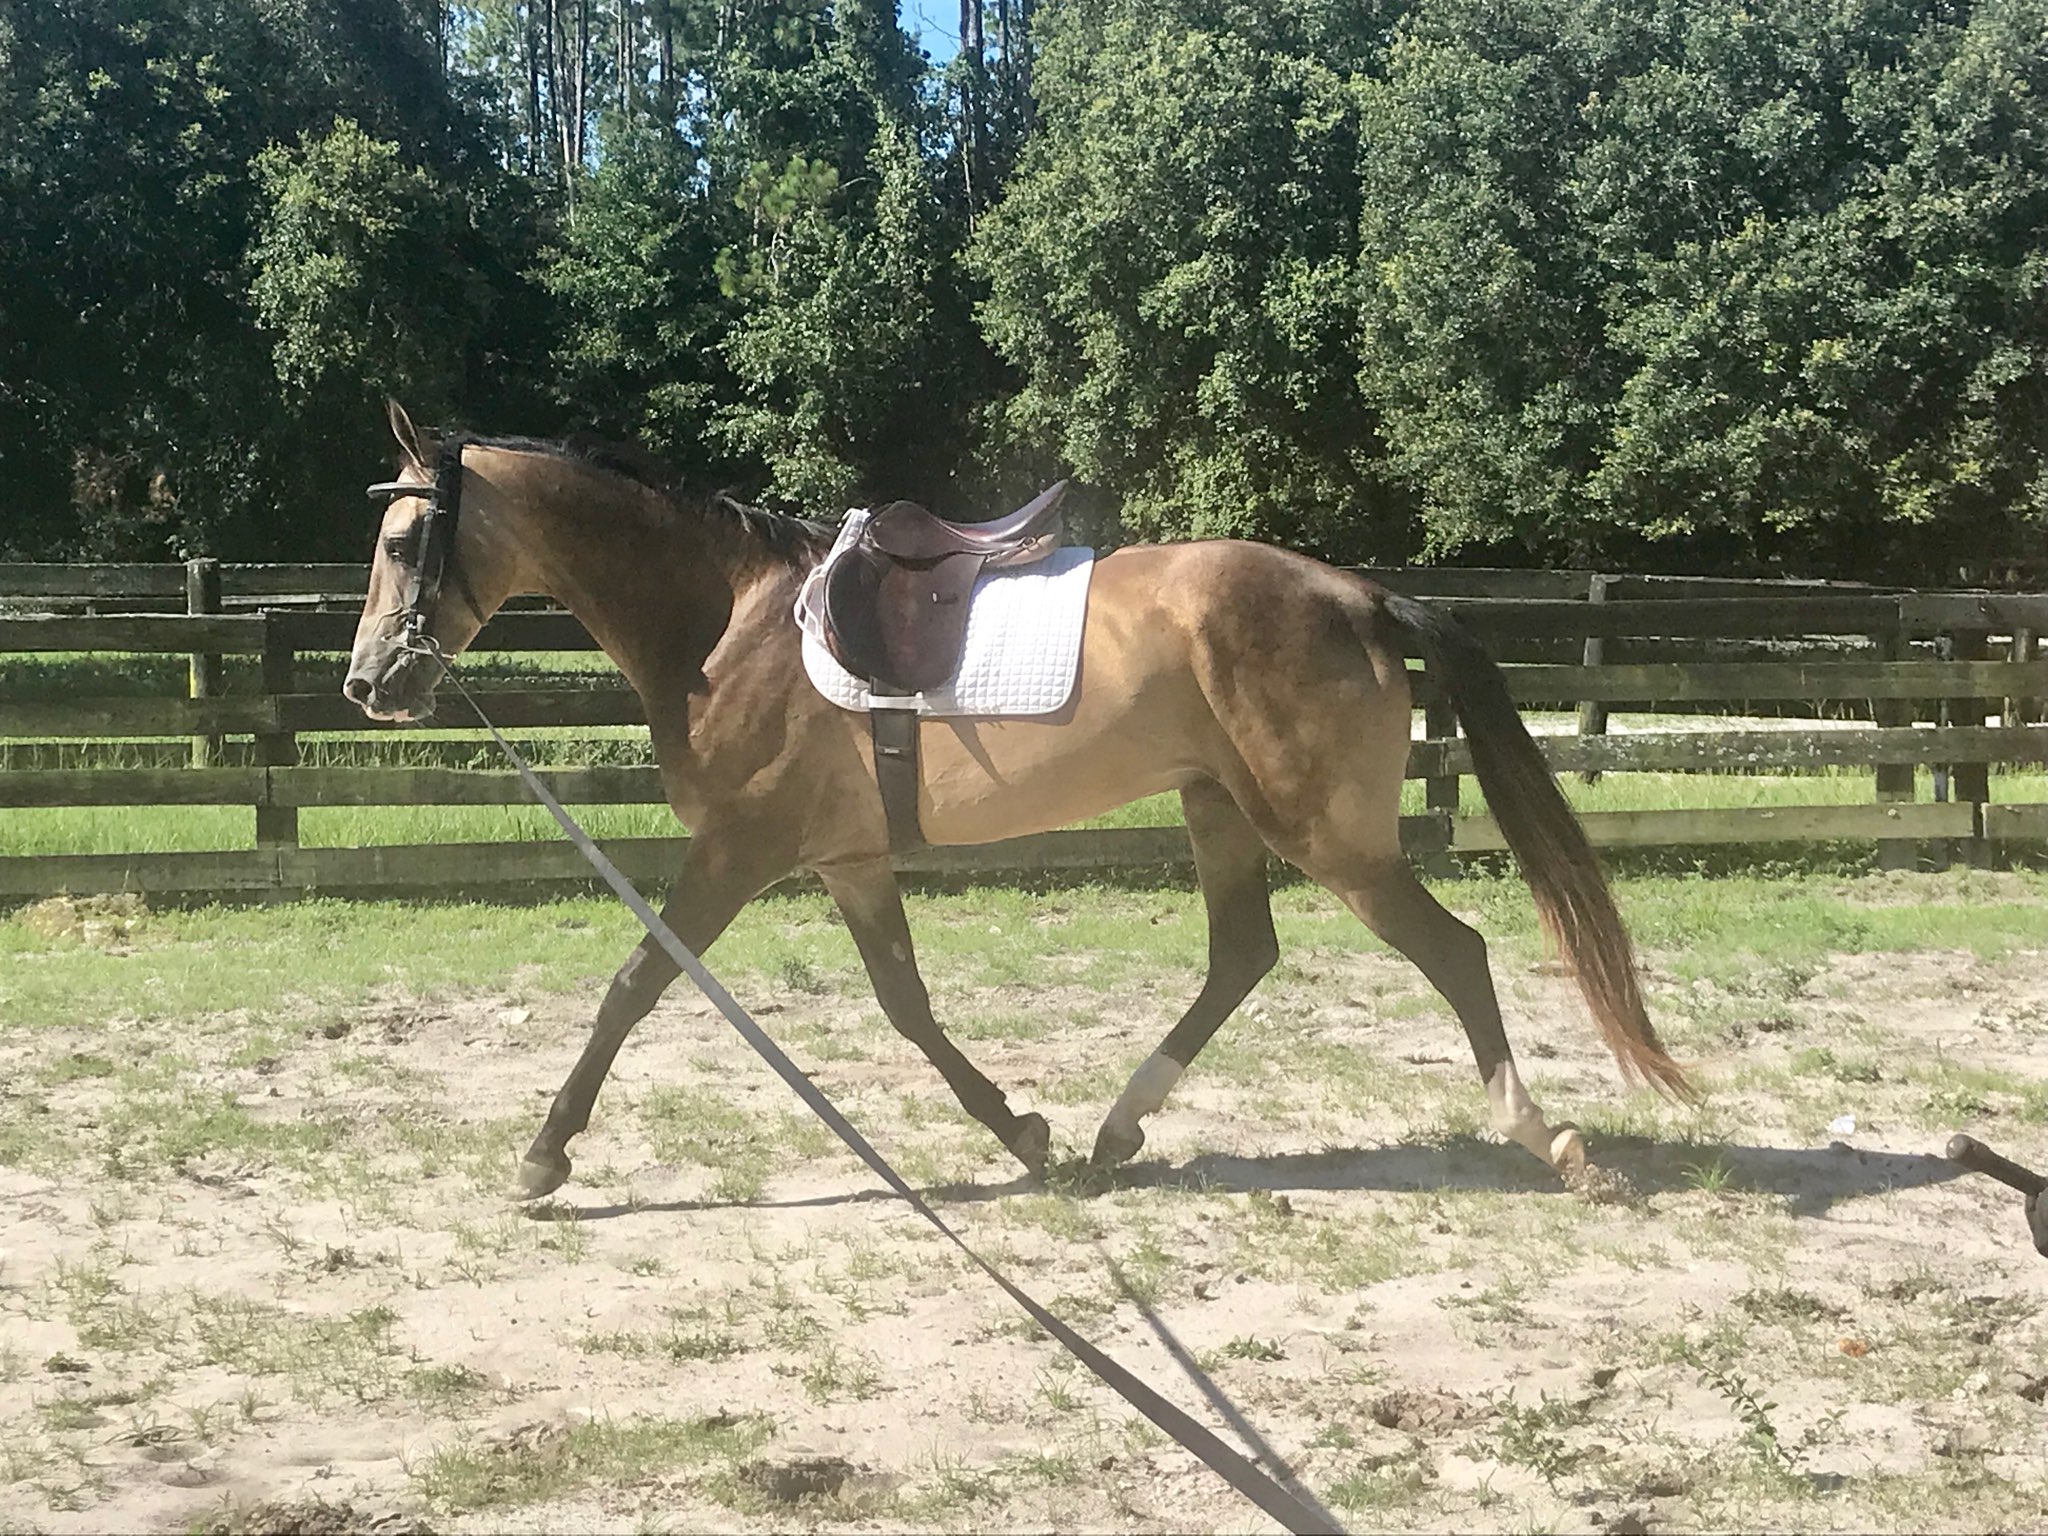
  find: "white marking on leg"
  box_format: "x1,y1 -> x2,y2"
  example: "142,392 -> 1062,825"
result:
1486,1059 -> 1564,1165
1102,1052 -> 1183,1143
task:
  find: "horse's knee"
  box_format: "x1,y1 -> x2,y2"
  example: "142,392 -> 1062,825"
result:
602,940 -> 680,1021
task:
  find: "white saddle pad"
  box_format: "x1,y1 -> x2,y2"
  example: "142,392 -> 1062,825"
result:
795,539 -> 1096,718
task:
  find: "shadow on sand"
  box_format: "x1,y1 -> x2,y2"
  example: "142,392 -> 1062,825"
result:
539,1133 -> 1960,1223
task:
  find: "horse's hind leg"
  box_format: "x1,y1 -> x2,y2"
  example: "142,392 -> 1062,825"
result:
1313,855 -> 1585,1173
821,860 -> 1050,1175
1091,780 -> 1278,1168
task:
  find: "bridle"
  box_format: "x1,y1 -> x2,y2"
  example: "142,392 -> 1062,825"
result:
365,433 -> 480,648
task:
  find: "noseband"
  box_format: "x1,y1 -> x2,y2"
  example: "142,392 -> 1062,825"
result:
366,435 -> 476,645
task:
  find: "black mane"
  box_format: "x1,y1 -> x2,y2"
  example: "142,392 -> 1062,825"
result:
466,431 -> 834,566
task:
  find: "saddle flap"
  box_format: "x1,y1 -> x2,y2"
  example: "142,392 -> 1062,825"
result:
820,544 -> 981,693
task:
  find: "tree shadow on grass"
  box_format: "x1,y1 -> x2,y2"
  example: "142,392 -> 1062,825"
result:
543,1134 -> 1960,1223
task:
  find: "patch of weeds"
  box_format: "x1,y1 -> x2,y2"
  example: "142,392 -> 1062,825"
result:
97,1088 -> 343,1180
1232,1201 -> 1415,1293
898,1449 -> 1002,1516
641,1087 -> 833,1203
1683,1154 -> 1738,1194
1734,1286 -> 1844,1326
1003,1193 -> 1101,1242
38,1398 -> 107,1432
191,1297 -> 405,1400
1925,1084 -> 1992,1122
662,1315 -> 745,1363
1438,1274 -> 1531,1337
790,1342 -> 883,1404
406,1363 -> 492,1413
1221,1335 -> 1287,1362
761,1280 -> 823,1350
1004,1449 -> 1084,1487
41,1052 -> 117,1085
1489,1391 -> 1588,1490
412,1413 -> 773,1513
535,1213 -> 589,1263
1034,1362 -> 1086,1415
1789,1046 -> 1882,1084
1121,1415 -> 1167,1454
1327,1456 -> 1433,1513
1108,1228 -> 1174,1307
774,953 -> 827,994
1697,1362 -> 1803,1474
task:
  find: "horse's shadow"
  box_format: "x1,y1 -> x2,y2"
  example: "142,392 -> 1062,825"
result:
543,1133 -> 1958,1223
1099,1134 -> 1960,1218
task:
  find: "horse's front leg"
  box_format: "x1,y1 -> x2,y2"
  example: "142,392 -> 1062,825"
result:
820,859 -> 1049,1176
514,829 -> 783,1199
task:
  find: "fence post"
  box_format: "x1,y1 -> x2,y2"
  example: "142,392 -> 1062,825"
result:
2009,628 -> 2038,729
1423,692 -> 1460,879
1577,573 -> 1612,785
256,612 -> 300,897
185,557 -> 222,768
1874,627 -> 1916,872
1947,628 -> 1992,869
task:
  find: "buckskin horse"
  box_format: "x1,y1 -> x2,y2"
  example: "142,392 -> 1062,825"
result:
344,405 -> 1690,1201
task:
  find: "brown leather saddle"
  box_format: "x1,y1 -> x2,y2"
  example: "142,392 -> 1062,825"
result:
812,482 -> 1069,853
818,481 -> 1068,693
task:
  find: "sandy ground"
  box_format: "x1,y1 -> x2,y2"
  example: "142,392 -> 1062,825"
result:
3,895 -> 2047,1534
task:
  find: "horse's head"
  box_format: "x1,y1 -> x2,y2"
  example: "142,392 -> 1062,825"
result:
344,403 -> 510,721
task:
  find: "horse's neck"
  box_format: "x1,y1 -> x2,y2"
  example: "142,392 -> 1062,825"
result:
529,499 -> 746,705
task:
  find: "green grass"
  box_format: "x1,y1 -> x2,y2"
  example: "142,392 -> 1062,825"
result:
6,869 -> 2048,1035
5,764 -> 2044,853
410,1413 -> 773,1513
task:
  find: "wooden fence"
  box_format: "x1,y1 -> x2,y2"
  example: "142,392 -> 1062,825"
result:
1,563 -> 2044,899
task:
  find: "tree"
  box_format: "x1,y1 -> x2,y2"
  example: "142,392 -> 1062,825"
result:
1354,0 -> 2048,574
970,0 -> 1407,559
0,0 -> 538,558
703,0 -> 996,513
539,113 -> 732,468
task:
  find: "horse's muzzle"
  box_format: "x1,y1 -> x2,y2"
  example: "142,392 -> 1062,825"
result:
342,649 -> 441,722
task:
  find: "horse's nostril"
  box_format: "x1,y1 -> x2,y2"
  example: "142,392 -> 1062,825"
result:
343,675 -> 373,705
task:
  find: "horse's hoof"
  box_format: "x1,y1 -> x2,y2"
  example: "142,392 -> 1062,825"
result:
1550,1126 -> 1588,1175
1007,1113 -> 1051,1176
512,1150 -> 571,1201
1090,1120 -> 1145,1169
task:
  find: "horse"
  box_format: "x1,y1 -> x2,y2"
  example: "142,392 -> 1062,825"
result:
344,404 -> 1691,1201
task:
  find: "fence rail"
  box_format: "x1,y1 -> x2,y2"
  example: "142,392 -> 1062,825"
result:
2,564 -> 2045,899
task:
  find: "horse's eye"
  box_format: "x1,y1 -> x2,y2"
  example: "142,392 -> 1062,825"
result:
382,527 -> 420,564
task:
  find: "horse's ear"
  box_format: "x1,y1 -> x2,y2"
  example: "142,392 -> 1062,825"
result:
387,400 -> 427,470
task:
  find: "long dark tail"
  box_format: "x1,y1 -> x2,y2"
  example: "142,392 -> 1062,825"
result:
1381,591 -> 1695,1101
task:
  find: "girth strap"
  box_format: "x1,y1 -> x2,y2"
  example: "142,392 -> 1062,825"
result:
869,700 -> 924,853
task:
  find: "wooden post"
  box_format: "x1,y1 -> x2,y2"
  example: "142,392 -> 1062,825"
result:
1874,629 -> 1916,872
1948,629 -> 1992,869
2009,629 -> 2038,729
1577,573 -> 1611,785
186,558 -> 222,768
1423,693 -> 1460,879
256,614 -> 300,897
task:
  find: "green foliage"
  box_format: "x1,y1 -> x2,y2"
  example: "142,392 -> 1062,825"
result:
973,0 -> 1405,558
2,0 -> 2046,572
1353,0 -> 2048,573
539,116 -> 732,467
250,118 -> 485,405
